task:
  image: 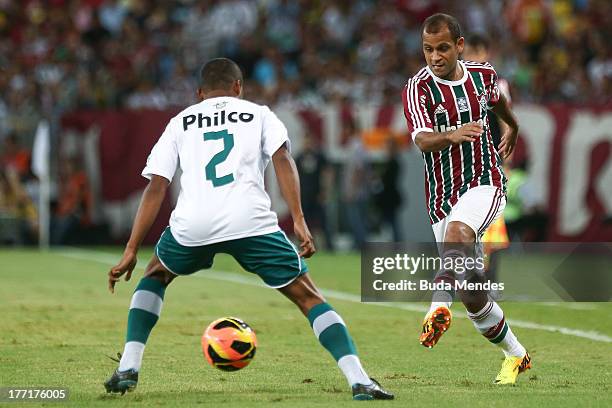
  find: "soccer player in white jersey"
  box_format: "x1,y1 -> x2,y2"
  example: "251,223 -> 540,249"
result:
402,14 -> 531,384
104,58 -> 393,400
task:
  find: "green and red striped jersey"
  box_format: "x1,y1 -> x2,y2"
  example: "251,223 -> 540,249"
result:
402,60 -> 507,224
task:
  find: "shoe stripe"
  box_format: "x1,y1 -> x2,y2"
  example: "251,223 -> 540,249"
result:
353,394 -> 374,400
519,353 -> 532,371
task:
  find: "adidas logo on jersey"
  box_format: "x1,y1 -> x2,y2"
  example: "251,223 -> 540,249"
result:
434,104 -> 447,115
183,110 -> 254,130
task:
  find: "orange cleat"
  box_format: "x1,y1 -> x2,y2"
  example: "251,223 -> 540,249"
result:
419,306 -> 452,348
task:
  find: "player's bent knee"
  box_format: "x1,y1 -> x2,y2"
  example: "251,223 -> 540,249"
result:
445,221 -> 476,243
279,274 -> 325,314
146,270 -> 175,286
144,258 -> 176,286
288,287 -> 325,308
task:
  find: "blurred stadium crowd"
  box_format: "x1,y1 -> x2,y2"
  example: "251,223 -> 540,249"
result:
2,0 -> 612,142
1,0 -> 611,245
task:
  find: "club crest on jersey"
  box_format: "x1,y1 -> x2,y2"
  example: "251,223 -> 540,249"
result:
478,93 -> 488,110
457,96 -> 469,113
214,101 -> 228,109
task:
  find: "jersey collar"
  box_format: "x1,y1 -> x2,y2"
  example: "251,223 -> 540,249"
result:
427,60 -> 468,86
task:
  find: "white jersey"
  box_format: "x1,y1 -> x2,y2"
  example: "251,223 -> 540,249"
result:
142,96 -> 289,246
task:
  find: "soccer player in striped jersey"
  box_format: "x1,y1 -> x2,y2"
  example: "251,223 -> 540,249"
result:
402,14 -> 531,384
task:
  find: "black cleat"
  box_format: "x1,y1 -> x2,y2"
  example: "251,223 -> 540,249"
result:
104,369 -> 138,395
352,378 -> 394,400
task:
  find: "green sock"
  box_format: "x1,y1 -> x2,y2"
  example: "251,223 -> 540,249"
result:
118,277 -> 166,371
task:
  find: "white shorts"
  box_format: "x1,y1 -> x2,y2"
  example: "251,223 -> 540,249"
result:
432,185 -> 506,243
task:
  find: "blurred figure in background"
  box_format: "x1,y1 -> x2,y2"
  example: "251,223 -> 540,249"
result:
0,168 -> 38,245
506,0 -> 553,63
463,33 -> 512,148
504,159 -> 549,242
1,133 -> 31,180
341,120 -> 370,250
464,32 -> 550,243
126,78 -> 169,110
295,135 -> 335,251
504,160 -> 528,241
463,33 -> 511,283
374,137 -> 403,242
51,157 -> 93,245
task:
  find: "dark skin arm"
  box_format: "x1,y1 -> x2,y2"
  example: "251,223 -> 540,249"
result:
108,175 -> 169,293
272,143 -> 316,258
414,121 -> 483,153
414,94 -> 518,157
491,93 -> 519,159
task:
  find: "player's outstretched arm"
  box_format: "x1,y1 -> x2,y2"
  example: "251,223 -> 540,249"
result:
414,122 -> 483,153
272,143 -> 316,258
108,175 -> 169,293
492,94 -> 519,159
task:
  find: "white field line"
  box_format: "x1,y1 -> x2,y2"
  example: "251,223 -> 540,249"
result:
538,302 -> 597,311
56,248 -> 612,343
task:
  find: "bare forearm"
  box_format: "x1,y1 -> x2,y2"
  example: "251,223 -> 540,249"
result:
415,131 -> 453,152
272,146 -> 304,221
415,122 -> 483,152
126,176 -> 168,252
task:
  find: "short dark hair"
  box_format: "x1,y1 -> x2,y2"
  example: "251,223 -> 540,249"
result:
199,58 -> 243,91
465,33 -> 490,51
422,13 -> 462,43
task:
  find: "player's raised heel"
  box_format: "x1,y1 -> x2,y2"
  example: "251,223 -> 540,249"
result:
419,306 -> 452,348
352,378 -> 394,400
494,351 -> 532,385
104,369 -> 139,395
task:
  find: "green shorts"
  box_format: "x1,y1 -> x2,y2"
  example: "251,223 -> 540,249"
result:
155,227 -> 308,288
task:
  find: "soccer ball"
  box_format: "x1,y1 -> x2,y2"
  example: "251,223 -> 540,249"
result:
201,317 -> 257,371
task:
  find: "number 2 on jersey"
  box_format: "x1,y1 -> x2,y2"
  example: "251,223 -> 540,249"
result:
203,130 -> 234,187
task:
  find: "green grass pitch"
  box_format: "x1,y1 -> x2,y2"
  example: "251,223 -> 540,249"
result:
1,248 -> 611,407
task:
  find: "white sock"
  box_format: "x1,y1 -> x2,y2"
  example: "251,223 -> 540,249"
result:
119,341 -> 145,372
468,301 -> 526,358
428,290 -> 453,315
337,355 -> 372,386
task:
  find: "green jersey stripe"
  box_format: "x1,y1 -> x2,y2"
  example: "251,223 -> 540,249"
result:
452,85 -> 473,201
470,71 -> 485,95
427,79 -> 443,103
